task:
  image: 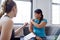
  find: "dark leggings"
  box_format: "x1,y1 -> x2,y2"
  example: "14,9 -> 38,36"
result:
31,37 -> 46,40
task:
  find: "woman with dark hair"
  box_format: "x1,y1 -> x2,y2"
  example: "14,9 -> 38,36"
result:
29,9 -> 47,40
0,0 -> 28,40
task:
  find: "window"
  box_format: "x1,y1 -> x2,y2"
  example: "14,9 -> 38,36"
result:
0,0 -> 5,9
12,1 -> 31,24
52,0 -> 60,3
1,0 -> 32,24
52,0 -> 60,24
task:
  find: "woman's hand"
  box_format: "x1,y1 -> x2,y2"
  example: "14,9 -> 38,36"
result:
30,19 -> 34,24
15,22 -> 28,35
23,22 -> 28,27
36,36 -> 42,40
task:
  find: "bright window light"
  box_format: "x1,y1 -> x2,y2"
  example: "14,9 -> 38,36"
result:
52,0 -> 60,3
52,5 -> 60,24
12,1 -> 31,23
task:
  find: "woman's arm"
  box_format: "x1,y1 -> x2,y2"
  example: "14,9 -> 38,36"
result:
0,20 -> 13,40
31,20 -> 47,28
29,22 -> 33,32
15,23 -> 28,36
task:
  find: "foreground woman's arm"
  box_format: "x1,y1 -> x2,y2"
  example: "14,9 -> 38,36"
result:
15,23 -> 28,36
0,19 -> 13,40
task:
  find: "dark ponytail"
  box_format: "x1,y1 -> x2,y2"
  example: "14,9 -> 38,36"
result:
34,9 -> 43,21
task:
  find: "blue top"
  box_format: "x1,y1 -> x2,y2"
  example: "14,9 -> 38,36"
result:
33,19 -> 47,37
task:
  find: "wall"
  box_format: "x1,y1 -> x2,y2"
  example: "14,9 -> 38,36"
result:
0,0 -> 1,8
0,0 -> 1,4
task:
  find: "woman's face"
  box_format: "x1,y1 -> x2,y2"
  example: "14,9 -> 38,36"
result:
12,5 -> 17,17
34,13 -> 41,19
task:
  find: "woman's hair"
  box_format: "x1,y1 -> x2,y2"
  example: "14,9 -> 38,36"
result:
34,9 -> 43,21
0,0 -> 16,18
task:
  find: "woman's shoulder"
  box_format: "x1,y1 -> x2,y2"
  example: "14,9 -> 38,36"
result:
1,16 -> 13,25
41,18 -> 47,23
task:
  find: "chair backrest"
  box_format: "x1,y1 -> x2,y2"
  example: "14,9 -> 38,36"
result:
23,27 -> 30,36
23,26 -> 60,36
45,26 -> 60,35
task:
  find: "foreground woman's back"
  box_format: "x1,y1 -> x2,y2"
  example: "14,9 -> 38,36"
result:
0,16 -> 13,40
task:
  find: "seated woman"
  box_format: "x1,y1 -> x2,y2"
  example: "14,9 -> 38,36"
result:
29,9 -> 47,40
0,0 -> 28,40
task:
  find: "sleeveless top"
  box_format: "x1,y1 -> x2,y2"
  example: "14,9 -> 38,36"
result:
0,16 -> 15,40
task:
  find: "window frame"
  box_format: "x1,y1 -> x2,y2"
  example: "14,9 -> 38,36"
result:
14,0 -> 33,25
51,0 -> 60,25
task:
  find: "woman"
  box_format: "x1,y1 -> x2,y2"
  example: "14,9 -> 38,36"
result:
29,9 -> 47,40
0,0 -> 28,40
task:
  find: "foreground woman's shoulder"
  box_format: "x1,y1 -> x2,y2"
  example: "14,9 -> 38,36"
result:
1,17 -> 13,25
